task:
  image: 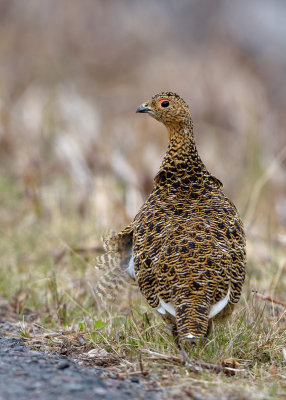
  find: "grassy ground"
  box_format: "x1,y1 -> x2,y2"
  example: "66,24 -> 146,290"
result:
0,171 -> 285,400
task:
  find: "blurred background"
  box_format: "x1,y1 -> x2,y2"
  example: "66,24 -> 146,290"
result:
0,0 -> 285,306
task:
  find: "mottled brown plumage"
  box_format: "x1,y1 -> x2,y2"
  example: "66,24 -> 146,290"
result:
96,92 -> 246,341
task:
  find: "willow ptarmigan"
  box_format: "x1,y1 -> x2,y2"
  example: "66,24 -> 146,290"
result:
97,91 -> 246,341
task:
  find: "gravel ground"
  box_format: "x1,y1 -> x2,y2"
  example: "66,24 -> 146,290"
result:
0,335 -> 166,400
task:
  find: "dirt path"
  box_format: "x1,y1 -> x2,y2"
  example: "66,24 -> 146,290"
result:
0,335 -> 165,400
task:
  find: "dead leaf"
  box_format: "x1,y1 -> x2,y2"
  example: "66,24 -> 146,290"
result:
86,348 -> 108,358
221,357 -> 240,376
269,365 -> 278,375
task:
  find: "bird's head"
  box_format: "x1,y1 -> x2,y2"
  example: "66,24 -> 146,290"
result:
136,92 -> 191,129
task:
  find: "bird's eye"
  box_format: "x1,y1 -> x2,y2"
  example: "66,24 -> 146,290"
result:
160,100 -> 169,108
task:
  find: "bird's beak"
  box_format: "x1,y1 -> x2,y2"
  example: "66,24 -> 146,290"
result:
136,103 -> 153,114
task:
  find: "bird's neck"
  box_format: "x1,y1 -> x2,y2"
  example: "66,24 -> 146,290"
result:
158,123 -> 208,178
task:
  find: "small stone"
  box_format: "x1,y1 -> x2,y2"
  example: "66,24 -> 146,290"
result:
57,361 -> 70,370
7,338 -> 23,347
26,350 -> 41,356
26,382 -> 42,390
130,376 -> 140,383
12,346 -> 25,352
77,336 -> 86,345
2,324 -> 12,331
65,382 -> 84,391
93,387 -> 107,395
27,359 -> 39,364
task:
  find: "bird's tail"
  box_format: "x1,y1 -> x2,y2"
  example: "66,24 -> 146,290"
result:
175,291 -> 210,340
94,226 -> 134,300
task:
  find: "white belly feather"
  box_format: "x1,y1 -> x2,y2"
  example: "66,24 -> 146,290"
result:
126,254 -> 136,280
156,283 -> 231,320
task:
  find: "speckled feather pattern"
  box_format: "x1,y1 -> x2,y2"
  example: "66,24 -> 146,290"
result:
96,92 -> 246,340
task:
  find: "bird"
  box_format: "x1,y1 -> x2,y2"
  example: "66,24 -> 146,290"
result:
96,91 -> 246,344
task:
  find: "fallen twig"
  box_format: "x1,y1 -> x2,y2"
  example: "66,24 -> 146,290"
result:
141,349 -> 245,374
252,290 -> 286,307
142,349 -> 181,364
138,351 -> 148,376
116,370 -> 149,378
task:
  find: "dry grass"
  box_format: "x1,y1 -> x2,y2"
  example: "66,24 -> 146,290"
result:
0,2 -> 286,399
